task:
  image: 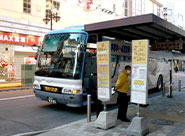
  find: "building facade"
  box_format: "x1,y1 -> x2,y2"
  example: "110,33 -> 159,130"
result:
94,0 -> 163,21
0,0 -> 52,81
132,0 -> 163,17
162,0 -> 184,29
0,0 -> 103,81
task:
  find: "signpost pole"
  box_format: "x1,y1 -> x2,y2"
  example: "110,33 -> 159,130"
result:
136,104 -> 140,117
167,60 -> 173,98
103,102 -> 107,111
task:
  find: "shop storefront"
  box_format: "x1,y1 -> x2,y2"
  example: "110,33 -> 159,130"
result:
0,32 -> 39,82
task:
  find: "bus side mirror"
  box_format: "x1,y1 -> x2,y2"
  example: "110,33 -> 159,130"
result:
80,44 -> 86,51
35,46 -> 42,60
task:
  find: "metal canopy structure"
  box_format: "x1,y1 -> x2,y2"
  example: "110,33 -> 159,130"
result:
84,14 -> 185,44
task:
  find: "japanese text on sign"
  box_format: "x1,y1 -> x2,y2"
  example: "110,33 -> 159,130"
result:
131,39 -> 149,105
97,41 -> 111,101
132,40 -> 148,65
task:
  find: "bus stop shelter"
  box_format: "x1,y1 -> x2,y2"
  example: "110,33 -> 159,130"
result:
84,14 -> 185,132
84,13 -> 185,95
84,13 -> 185,100
84,14 -> 185,48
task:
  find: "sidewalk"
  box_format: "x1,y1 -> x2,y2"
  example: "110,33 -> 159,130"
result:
172,71 -> 185,78
0,80 -> 32,91
34,89 -> 185,136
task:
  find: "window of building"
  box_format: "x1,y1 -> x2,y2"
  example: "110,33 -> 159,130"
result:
113,4 -> 116,13
157,6 -> 160,16
132,0 -> 136,16
23,0 -> 31,13
46,9 -> 51,17
142,0 -> 145,14
168,9 -> 172,16
53,1 -> 60,10
124,0 -> 128,16
45,0 -> 60,17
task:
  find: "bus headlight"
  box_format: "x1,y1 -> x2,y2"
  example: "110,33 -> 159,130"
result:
33,84 -> 41,89
72,89 -> 83,94
62,88 -> 82,94
62,88 -> 72,94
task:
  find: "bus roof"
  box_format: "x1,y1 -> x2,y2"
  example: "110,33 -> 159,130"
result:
47,25 -> 88,35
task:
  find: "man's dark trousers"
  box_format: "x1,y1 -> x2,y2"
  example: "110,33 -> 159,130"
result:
117,92 -> 128,119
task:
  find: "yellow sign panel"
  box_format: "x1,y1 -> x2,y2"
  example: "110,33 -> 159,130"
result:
132,40 -> 148,65
97,41 -> 111,88
97,65 -> 109,74
97,75 -> 109,87
97,65 -> 110,87
97,41 -> 110,64
133,80 -> 144,86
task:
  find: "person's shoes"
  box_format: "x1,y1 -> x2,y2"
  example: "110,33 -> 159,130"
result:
140,104 -> 149,108
118,117 -> 130,122
122,118 -> 130,122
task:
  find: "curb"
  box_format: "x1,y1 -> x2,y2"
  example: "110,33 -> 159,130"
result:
12,130 -> 48,136
0,86 -> 33,92
53,116 -> 96,131
12,117 -> 96,136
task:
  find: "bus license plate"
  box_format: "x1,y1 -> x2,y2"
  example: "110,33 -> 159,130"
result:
48,97 -> 57,104
44,86 -> 58,93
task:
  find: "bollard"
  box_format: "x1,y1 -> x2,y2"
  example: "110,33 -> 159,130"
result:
179,80 -> 181,92
87,95 -> 91,122
162,83 -> 165,97
167,84 -> 173,98
167,68 -> 172,98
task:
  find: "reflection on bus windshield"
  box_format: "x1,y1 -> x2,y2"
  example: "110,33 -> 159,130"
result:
35,33 -> 86,79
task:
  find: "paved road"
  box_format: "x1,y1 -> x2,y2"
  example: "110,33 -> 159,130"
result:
0,89 -> 95,136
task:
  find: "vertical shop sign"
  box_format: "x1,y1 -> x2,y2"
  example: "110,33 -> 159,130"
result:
97,41 -> 111,102
131,40 -> 149,104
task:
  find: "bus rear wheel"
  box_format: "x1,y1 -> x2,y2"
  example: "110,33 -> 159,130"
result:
157,75 -> 163,91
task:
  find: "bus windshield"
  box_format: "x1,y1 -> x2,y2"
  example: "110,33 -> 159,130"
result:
35,33 -> 87,79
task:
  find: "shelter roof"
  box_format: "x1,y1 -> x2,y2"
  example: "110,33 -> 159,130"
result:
84,14 -> 185,44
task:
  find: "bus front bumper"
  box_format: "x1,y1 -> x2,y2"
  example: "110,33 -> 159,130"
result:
33,89 -> 84,107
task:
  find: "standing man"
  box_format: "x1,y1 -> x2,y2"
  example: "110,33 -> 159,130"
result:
115,65 -> 131,122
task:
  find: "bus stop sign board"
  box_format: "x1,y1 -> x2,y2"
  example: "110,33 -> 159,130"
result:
97,41 -> 111,102
131,40 -> 149,105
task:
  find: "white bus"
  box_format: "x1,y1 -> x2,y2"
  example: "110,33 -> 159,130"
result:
33,27 -> 170,107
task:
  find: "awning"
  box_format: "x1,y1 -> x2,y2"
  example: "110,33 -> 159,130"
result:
84,14 -> 185,44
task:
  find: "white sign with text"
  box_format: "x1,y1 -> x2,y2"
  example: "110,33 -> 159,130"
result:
131,40 -> 149,105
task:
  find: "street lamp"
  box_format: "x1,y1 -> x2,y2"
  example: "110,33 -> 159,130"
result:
43,0 -> 60,30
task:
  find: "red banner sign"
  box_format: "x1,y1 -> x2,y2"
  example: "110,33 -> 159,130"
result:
0,32 -> 39,46
87,0 -> 93,9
